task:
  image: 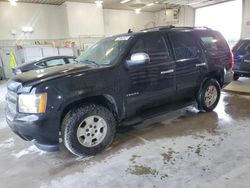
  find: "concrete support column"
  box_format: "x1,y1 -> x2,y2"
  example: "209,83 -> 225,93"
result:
241,0 -> 250,38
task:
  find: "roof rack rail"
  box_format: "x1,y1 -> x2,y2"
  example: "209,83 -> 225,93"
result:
141,25 -> 175,31
141,26 -> 211,31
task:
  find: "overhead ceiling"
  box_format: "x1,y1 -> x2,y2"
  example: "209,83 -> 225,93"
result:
0,0 -> 231,12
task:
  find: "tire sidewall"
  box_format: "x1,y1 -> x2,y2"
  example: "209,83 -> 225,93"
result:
63,104 -> 116,156
199,79 -> 221,112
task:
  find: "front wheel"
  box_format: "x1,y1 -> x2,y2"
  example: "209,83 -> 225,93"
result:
197,79 -> 221,112
62,104 -> 116,157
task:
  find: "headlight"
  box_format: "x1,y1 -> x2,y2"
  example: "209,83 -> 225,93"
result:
18,93 -> 47,113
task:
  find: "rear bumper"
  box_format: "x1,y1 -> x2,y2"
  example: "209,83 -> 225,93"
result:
223,70 -> 233,87
6,111 -> 60,152
234,70 -> 250,77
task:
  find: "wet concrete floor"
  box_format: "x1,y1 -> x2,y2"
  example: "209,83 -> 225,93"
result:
1,80 -> 250,188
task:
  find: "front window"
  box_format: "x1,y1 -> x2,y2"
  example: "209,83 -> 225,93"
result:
76,36 -> 131,66
129,33 -> 172,64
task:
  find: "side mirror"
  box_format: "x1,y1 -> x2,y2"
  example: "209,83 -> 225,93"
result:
126,52 -> 150,67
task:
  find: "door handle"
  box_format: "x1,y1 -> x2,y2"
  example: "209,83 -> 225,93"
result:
161,69 -> 174,74
196,62 -> 206,67
244,60 -> 250,63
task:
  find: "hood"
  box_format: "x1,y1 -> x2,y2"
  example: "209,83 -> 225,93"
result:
12,63 -> 97,86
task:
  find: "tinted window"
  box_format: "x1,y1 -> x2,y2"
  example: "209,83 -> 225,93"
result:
169,32 -> 200,60
233,40 -> 250,54
130,33 -> 172,63
46,59 -> 65,67
198,31 -> 229,52
67,58 -> 77,64
36,62 -> 46,68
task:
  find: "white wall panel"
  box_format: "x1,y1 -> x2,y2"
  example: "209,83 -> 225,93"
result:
42,47 -> 58,57
64,2 -> 105,37
154,6 -> 195,27
0,2 -> 195,41
103,9 -> 155,36
0,2 -> 65,40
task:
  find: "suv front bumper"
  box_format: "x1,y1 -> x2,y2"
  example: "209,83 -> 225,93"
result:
6,111 -> 60,152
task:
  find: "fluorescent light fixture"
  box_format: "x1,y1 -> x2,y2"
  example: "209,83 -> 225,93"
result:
10,29 -> 17,36
22,26 -> 33,33
187,1 -> 204,5
94,0 -> 103,7
8,0 -> 17,6
120,0 -> 131,4
146,3 -> 155,6
135,8 -> 141,14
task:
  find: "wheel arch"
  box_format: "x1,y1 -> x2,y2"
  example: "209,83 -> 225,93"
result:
59,95 -> 119,130
202,70 -> 224,88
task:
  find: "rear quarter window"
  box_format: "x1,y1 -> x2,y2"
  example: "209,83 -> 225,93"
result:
198,31 -> 229,52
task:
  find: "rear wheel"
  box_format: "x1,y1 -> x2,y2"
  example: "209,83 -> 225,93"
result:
62,104 -> 116,157
197,79 -> 221,112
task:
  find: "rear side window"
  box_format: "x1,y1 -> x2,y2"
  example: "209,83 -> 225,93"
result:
46,58 -> 66,67
169,32 -> 201,60
198,31 -> 229,52
130,33 -> 172,63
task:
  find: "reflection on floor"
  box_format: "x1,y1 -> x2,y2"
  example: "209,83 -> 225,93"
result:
224,77 -> 250,94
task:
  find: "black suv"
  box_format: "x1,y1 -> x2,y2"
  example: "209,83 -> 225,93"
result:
6,27 -> 233,156
232,39 -> 250,80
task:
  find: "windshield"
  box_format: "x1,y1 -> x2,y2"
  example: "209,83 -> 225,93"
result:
76,36 -> 131,66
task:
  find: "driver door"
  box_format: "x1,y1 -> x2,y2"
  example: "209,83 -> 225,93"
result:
125,33 -> 176,117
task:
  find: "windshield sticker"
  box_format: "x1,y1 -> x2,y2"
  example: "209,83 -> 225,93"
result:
115,36 -> 131,41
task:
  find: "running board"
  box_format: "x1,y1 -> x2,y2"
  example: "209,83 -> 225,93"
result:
121,100 -> 195,126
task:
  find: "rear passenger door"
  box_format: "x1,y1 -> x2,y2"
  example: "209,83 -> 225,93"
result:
168,31 -> 205,101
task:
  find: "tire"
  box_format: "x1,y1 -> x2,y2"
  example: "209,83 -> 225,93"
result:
197,79 -> 221,112
233,74 -> 239,81
62,104 -> 116,157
